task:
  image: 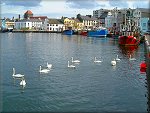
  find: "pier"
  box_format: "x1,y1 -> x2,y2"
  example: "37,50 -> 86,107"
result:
144,35 -> 150,112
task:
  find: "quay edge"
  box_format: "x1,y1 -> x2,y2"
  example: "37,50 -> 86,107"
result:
144,35 -> 150,112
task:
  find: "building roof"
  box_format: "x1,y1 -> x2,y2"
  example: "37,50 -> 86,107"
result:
48,19 -> 63,24
138,8 -> 150,13
80,15 -> 97,21
74,18 -> 82,23
16,19 -> 42,22
24,10 -> 33,15
30,16 -> 47,21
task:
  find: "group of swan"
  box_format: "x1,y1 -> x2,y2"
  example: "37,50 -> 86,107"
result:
39,62 -> 52,73
12,68 -> 26,86
68,57 -> 80,68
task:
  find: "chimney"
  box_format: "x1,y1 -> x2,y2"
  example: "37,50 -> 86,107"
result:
86,15 -> 92,18
18,14 -> 20,20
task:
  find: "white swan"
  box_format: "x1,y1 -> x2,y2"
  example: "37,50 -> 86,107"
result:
71,57 -> 80,63
68,61 -> 76,68
20,78 -> 26,86
39,66 -> 50,73
94,57 -> 102,63
129,55 -> 136,61
12,68 -> 24,79
116,55 -> 121,61
47,62 -> 52,69
111,59 -> 116,66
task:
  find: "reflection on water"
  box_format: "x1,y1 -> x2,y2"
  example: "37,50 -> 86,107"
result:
119,45 -> 138,56
0,33 -> 149,112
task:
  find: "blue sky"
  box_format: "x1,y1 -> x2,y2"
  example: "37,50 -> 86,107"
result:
0,0 -> 149,19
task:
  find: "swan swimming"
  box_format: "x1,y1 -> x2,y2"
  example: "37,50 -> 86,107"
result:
12,68 -> 24,79
47,62 -> 52,69
129,55 -> 136,61
71,57 -> 80,63
115,55 -> 121,61
111,59 -> 116,66
39,66 -> 50,73
68,61 -> 76,68
94,57 -> 102,63
20,78 -> 26,86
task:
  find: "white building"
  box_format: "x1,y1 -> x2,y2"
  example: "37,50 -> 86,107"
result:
105,12 -> 113,28
15,19 -> 42,30
47,19 -> 64,31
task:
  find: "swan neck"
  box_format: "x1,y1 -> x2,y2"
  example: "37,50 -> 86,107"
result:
68,61 -> 69,66
13,68 -> 15,75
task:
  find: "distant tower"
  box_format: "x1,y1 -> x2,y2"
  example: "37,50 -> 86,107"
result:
18,14 -> 20,20
24,10 -> 33,19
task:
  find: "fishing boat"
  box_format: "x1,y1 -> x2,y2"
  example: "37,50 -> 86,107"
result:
87,27 -> 108,37
63,29 -> 74,35
118,35 -> 140,46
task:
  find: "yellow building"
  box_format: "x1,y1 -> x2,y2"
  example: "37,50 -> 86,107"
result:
63,17 -> 83,30
5,19 -> 15,29
64,18 -> 74,30
74,18 -> 84,30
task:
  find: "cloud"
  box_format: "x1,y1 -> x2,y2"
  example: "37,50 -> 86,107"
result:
66,0 -> 102,9
1,0 -> 42,7
107,0 -> 128,8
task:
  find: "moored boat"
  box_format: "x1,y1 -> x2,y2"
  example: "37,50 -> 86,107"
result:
80,30 -> 88,36
88,28 -> 108,37
63,30 -> 74,35
118,35 -> 140,46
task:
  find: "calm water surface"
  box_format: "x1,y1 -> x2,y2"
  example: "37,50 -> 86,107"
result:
0,33 -> 148,112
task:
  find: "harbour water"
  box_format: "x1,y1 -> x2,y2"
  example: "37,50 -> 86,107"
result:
0,33 -> 149,112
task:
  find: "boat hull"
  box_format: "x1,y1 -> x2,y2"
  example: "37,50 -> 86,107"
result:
88,29 -> 108,37
80,31 -> 88,36
118,36 -> 140,46
63,30 -> 73,35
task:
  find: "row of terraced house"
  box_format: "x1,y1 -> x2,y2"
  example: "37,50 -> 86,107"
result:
1,7 -> 150,33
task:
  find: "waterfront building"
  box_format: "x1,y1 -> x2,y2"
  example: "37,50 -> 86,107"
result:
105,12 -> 113,28
14,19 -> 42,30
133,8 -> 150,33
0,19 -> 6,31
73,18 -> 84,31
63,17 -> 75,30
77,14 -> 98,30
30,16 -> 48,30
47,18 -> 64,31
98,12 -> 108,27
93,8 -> 110,18
5,18 -> 15,30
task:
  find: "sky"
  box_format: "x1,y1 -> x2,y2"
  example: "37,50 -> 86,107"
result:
0,0 -> 149,19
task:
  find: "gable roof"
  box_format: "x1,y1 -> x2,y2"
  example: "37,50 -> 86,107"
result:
48,19 -> 63,24
25,10 -> 33,15
80,15 -> 97,21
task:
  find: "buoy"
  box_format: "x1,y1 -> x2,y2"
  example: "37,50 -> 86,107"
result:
140,62 -> 147,73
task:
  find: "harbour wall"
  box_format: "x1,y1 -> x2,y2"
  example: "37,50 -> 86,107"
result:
144,35 -> 150,112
